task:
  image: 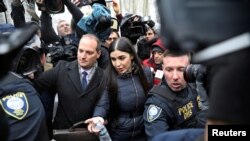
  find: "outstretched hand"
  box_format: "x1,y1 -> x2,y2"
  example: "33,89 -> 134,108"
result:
84,116 -> 105,134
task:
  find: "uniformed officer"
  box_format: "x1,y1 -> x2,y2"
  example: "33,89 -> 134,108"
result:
156,0 -> 250,141
0,23 -> 49,141
143,51 -> 207,140
0,72 -> 50,141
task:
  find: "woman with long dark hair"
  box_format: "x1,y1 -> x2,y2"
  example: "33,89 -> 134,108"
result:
85,37 -> 153,141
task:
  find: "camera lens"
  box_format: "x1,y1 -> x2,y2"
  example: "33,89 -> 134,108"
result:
184,64 -> 206,83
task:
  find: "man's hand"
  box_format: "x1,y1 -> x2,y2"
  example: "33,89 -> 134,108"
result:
112,0 -> 121,15
71,0 -> 81,6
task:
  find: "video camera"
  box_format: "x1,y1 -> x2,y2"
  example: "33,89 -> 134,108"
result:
46,36 -> 77,66
120,14 -> 152,44
47,44 -> 77,66
35,0 -> 64,14
184,64 -> 206,83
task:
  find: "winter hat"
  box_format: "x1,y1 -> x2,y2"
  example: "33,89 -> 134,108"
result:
152,46 -> 164,53
152,38 -> 166,53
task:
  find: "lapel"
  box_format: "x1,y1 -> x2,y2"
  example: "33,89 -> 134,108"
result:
82,67 -> 103,96
67,61 -> 104,96
67,60 -> 83,94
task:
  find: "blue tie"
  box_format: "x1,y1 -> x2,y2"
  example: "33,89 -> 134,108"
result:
82,71 -> 88,90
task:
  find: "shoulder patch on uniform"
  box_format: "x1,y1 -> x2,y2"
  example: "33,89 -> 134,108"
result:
0,92 -> 29,120
147,104 -> 162,122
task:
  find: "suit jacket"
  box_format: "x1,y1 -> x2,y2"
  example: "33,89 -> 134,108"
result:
34,60 -> 105,129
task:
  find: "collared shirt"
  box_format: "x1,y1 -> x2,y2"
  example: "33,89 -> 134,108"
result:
78,63 -> 97,84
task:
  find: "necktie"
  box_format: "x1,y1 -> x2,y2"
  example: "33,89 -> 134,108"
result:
82,71 -> 88,90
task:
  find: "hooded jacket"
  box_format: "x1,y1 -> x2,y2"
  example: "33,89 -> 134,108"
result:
142,39 -> 166,85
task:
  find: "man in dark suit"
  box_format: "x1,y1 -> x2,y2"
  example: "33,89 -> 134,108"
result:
34,34 -> 106,129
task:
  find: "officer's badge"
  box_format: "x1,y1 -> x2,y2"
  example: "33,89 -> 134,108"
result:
147,104 -> 162,122
0,92 -> 29,120
197,95 -> 202,110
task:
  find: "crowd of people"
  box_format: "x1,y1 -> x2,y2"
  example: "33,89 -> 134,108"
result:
1,0 -> 250,141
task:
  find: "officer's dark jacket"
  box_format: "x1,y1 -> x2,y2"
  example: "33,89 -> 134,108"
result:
0,72 -> 49,141
93,68 -> 153,141
143,82 -> 206,140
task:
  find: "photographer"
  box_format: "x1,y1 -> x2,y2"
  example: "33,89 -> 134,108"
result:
143,51 -> 208,141
9,0 -> 56,72
57,20 -> 73,36
142,38 -> 166,85
39,4 -> 78,66
38,0 -> 84,67
137,22 -> 158,61
40,0 -> 112,69
104,29 -> 119,48
39,0 -> 82,44
120,14 -> 148,45
40,13 -> 78,67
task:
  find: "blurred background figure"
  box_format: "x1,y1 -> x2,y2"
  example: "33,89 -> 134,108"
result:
56,20 -> 73,36
142,38 -> 166,85
137,19 -> 158,61
104,29 -> 119,48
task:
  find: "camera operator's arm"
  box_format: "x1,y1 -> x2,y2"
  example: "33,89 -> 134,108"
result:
113,0 -> 123,25
63,0 -> 84,37
40,11 -> 60,44
11,0 -> 25,28
63,0 -> 83,22
145,36 -> 158,46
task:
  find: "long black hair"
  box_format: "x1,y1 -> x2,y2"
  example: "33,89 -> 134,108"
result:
104,37 -> 149,119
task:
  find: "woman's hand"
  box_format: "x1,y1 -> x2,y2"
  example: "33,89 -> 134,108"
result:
84,116 -> 105,134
